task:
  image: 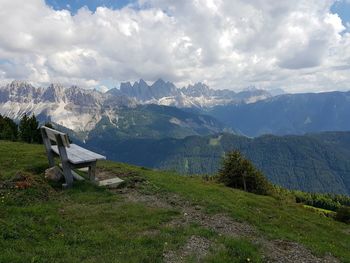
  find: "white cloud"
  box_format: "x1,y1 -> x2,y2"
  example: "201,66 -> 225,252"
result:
0,0 -> 349,92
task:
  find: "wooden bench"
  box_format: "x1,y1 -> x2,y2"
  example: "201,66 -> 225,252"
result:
41,126 -> 106,188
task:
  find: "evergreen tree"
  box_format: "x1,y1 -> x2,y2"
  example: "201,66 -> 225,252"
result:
19,114 -> 41,143
0,114 -> 18,141
218,150 -> 272,195
29,114 -> 42,143
19,114 -> 30,143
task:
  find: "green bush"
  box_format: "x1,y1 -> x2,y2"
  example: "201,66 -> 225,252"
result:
335,206 -> 350,224
218,150 -> 272,195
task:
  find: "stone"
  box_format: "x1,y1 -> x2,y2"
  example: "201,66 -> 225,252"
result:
45,166 -> 63,182
97,177 -> 124,188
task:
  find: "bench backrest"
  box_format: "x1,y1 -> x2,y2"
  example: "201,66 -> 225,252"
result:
41,126 -> 70,148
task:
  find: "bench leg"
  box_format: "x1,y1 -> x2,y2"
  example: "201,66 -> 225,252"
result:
47,152 -> 55,168
61,160 -> 74,189
88,162 -> 96,182
41,128 -> 55,167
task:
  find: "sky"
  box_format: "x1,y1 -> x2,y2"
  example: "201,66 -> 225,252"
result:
0,0 -> 350,93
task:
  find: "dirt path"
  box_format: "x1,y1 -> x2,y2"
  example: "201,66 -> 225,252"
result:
115,188 -> 339,263
98,168 -> 338,263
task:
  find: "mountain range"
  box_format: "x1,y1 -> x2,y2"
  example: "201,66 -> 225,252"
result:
208,91 -> 350,137
0,79 -> 272,136
0,80 -> 134,132
1,79 -> 350,195
108,79 -> 273,108
0,80 -> 225,137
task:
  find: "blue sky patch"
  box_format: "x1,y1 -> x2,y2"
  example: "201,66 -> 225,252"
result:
45,0 -> 135,13
0,59 -> 11,65
331,0 -> 350,27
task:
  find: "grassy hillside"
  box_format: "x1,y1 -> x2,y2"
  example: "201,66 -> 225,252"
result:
0,141 -> 349,262
85,132 -> 350,195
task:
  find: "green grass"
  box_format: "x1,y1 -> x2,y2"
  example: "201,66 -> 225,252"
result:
0,141 -> 263,262
303,205 -> 336,217
102,162 -> 350,262
0,141 -> 350,262
0,141 -> 48,178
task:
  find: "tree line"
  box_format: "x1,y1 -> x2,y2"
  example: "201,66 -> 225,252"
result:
0,114 -> 45,144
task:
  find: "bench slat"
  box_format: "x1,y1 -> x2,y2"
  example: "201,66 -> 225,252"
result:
42,126 -> 70,147
51,144 -> 106,164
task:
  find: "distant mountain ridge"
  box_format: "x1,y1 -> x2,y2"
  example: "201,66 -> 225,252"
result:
0,79 -> 275,134
0,80 -> 134,132
208,91 -> 350,137
0,80 -> 224,137
2,80 -> 350,138
108,79 -> 273,108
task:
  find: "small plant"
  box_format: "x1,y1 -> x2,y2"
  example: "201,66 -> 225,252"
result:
218,150 -> 272,195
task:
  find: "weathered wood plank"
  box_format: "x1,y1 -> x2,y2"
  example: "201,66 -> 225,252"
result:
88,162 -> 96,182
42,126 -> 70,147
58,164 -> 85,181
40,127 -> 55,167
51,144 -> 106,164
56,134 -> 73,188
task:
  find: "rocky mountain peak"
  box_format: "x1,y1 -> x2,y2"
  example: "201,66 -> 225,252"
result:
183,83 -> 212,97
120,81 -> 132,91
0,80 -> 39,103
42,83 -> 66,103
152,78 -> 166,86
137,79 -> 148,87
151,79 -> 178,99
8,80 -> 34,89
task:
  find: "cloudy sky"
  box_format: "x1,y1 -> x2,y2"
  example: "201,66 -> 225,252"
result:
0,0 -> 350,93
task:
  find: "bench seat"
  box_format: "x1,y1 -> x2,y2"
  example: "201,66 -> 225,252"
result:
51,144 -> 106,164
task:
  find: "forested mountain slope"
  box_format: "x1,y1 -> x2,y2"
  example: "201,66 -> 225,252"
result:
84,132 -> 350,195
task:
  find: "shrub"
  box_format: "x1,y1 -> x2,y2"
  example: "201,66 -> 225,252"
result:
218,150 -> 272,195
335,206 -> 350,224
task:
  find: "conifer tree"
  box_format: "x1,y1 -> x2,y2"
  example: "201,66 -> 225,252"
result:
19,114 -> 29,142
218,150 -> 272,195
0,114 -> 18,141
19,114 -> 41,143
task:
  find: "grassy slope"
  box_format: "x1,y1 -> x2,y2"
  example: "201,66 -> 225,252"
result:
0,141 -> 349,262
